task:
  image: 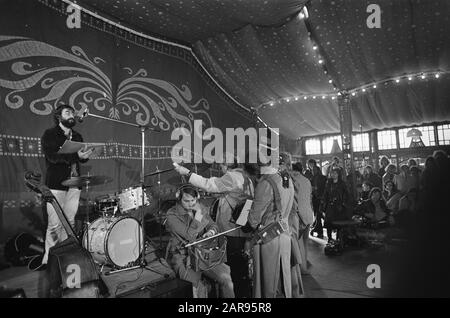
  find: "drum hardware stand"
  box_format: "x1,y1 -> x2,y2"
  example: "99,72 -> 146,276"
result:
83,172 -> 92,253
143,166 -> 174,255
83,110 -> 160,275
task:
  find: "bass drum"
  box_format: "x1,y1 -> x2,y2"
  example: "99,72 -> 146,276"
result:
83,216 -> 143,268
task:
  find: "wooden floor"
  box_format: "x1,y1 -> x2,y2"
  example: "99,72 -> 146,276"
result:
0,235 -> 405,298
301,236 -> 404,298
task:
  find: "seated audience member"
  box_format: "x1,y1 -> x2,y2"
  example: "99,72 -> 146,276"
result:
398,188 -> 418,213
383,164 -> 397,189
396,188 -> 418,227
363,165 -> 382,189
354,188 -> 394,243
394,165 -> 410,195
359,181 -> 372,203
355,188 -> 393,225
383,180 -> 402,212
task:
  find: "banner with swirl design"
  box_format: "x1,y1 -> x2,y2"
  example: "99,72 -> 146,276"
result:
0,0 -> 253,239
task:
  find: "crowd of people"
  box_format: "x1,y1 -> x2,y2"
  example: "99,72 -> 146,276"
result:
306,152 -> 448,247
163,149 -> 449,298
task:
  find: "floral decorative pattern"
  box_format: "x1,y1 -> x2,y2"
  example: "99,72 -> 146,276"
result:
0,36 -> 212,131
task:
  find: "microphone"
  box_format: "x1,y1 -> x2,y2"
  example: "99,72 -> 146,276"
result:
76,108 -> 89,123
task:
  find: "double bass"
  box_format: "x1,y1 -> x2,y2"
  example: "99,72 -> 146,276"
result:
24,172 -> 107,298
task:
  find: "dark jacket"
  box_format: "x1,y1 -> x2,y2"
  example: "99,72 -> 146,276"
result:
363,172 -> 382,189
320,180 -> 350,224
355,199 -> 391,222
164,203 -> 218,283
41,125 -> 88,190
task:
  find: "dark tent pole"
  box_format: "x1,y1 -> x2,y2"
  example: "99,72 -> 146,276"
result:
338,92 -> 357,200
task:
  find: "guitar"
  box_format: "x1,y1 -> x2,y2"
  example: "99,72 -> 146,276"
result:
24,171 -> 107,298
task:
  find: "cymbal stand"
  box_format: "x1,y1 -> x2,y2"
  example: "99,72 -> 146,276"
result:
156,166 -> 163,252
84,172 -> 91,253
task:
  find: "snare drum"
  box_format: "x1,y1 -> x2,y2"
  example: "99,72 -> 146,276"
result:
95,195 -> 119,218
83,216 -> 143,268
118,186 -> 150,213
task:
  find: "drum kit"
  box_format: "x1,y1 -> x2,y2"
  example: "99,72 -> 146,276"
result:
60,109 -> 222,275
61,169 -> 171,274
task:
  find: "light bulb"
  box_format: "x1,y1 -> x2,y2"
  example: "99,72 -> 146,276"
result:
435,73 -> 440,78
373,84 -> 377,88
395,79 -> 400,83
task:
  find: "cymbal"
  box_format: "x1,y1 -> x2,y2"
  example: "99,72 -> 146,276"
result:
61,175 -> 113,187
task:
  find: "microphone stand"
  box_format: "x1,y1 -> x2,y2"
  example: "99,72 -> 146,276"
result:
84,111 -> 160,276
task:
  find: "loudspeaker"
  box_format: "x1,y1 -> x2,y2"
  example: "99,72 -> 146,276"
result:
118,278 -> 192,298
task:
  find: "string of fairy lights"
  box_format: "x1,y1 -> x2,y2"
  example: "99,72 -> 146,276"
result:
257,7 -> 448,111
258,69 -> 449,109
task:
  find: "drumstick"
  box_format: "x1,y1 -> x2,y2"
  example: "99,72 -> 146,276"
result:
184,226 -> 242,248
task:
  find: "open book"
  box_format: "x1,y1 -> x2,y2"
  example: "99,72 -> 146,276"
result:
57,140 -> 105,156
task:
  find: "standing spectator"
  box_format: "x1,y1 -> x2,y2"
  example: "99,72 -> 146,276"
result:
408,166 -> 421,192
420,156 -> 437,192
290,161 -> 314,274
408,159 -> 418,169
320,167 -> 350,242
310,165 -> 327,239
325,156 -> 345,179
303,159 -> 315,181
281,155 -> 308,296
378,156 -> 390,178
